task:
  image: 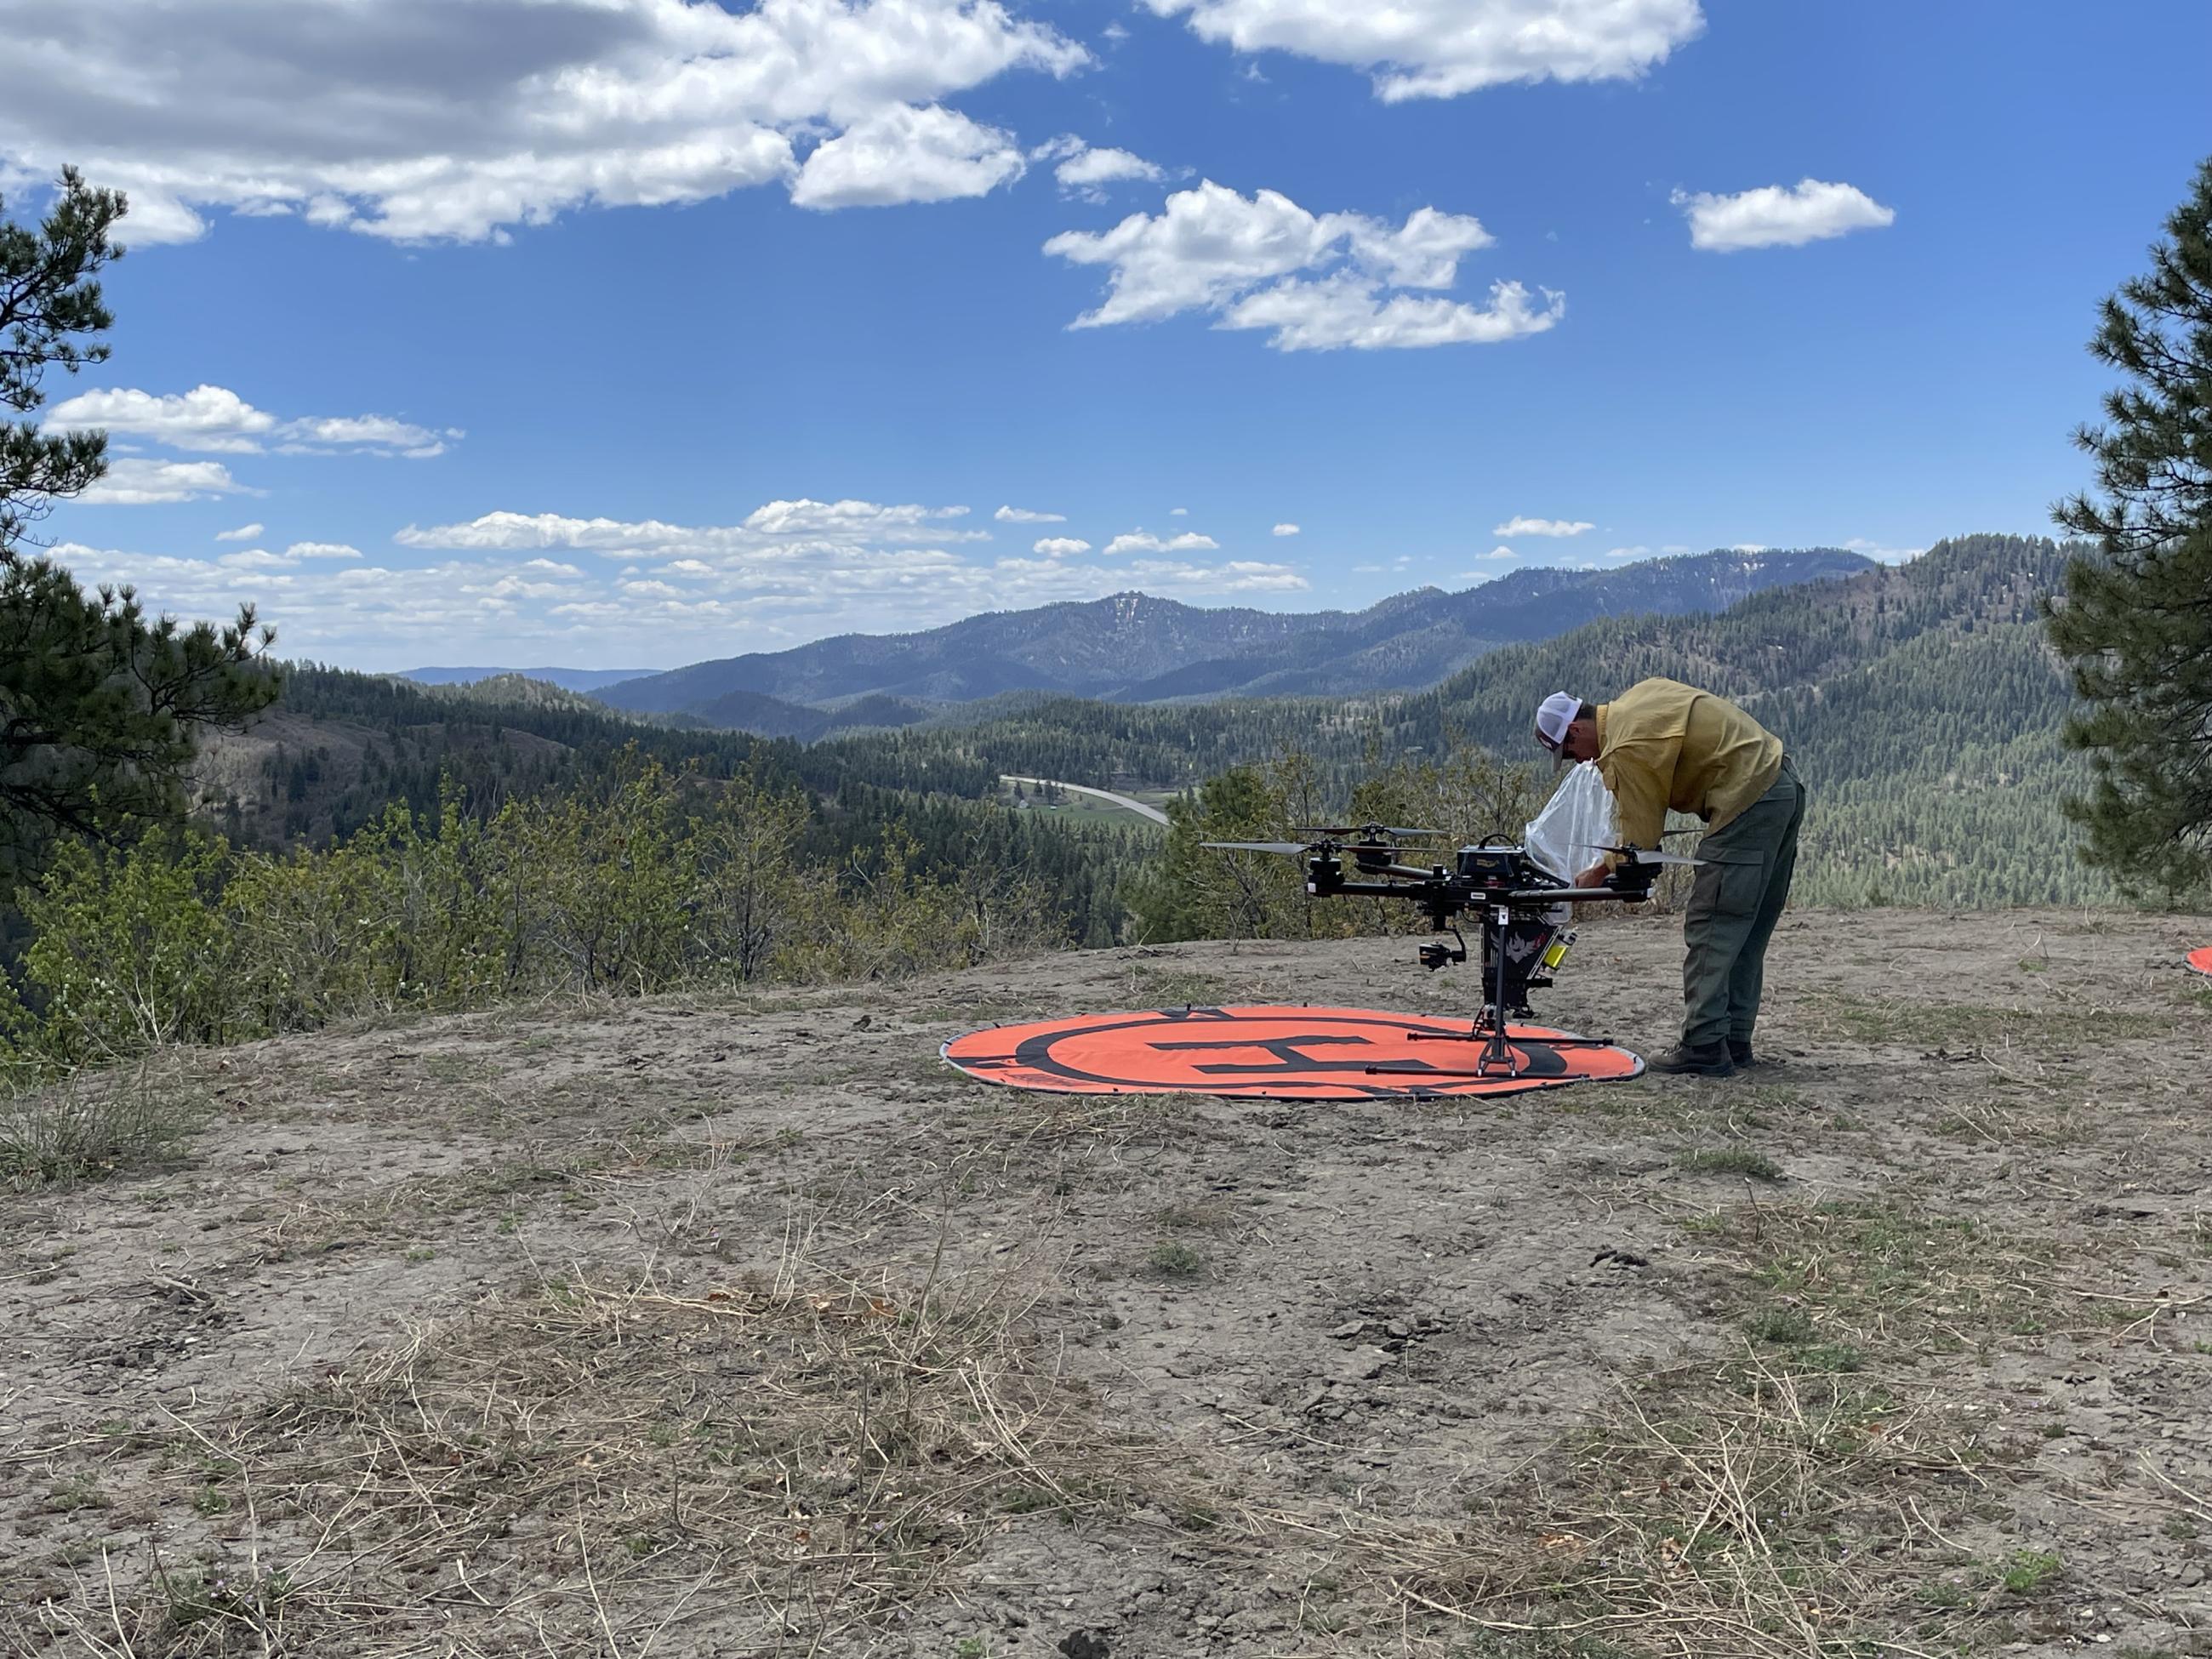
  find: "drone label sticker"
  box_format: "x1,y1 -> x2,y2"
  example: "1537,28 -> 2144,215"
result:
943,1006 -> 1644,1101
2190,947 -> 2212,977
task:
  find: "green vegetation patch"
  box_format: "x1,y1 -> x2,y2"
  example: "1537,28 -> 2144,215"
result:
0,1059 -> 207,1190
1677,1144 -> 1785,1182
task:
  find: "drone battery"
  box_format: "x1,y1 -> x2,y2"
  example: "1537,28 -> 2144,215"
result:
1456,845 -> 1523,886
1541,927 -> 1578,975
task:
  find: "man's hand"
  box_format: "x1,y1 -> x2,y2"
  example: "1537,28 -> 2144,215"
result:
1575,861 -> 1611,891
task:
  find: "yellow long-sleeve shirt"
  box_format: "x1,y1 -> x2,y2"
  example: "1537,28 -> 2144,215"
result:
1594,678 -> 1783,857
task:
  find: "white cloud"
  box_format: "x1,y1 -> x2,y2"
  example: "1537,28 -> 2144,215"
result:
790,104 -> 1024,210
1139,0 -> 1704,101
2,0 -> 1089,242
1046,182 -> 1559,352
1170,506 -> 1189,516
401,499 -> 989,562
1493,516 -> 1593,538
49,383 -> 456,459
1841,537 -> 1925,564
288,541 -> 363,560
995,505 -> 1066,523
738,498 -> 982,542
75,459 -> 254,505
214,522 -> 264,542
1670,180 -> 1895,252
48,385 -> 276,453
1271,522 -> 1300,537
1103,529 -> 1221,556
1604,544 -> 1650,560
1032,537 -> 1092,556
1477,544 -> 1519,561
48,493 -> 1312,664
1050,142 -> 1167,202
1222,273 -> 1561,351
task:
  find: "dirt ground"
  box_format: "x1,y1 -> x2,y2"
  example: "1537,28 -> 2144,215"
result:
5,906 -> 2212,1658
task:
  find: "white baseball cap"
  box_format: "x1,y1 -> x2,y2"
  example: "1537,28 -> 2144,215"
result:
1534,691 -> 1582,750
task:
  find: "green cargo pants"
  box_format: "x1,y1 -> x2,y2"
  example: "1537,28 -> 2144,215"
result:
1682,756 -> 1806,1051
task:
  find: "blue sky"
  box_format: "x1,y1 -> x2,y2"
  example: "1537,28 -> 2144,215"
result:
9,0 -> 2208,670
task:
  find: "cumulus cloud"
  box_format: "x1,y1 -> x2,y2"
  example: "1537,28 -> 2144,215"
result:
214,522 -> 264,542
1842,536 -> 1925,564
1671,180 -> 1895,252
1170,507 -> 1189,516
1139,0 -> 1704,101
1032,537 -> 1092,556
400,499 -> 989,559
76,459 -> 254,505
1103,529 -> 1220,556
47,499 -> 1307,664
49,384 -> 458,459
1046,182 -> 1560,351
1476,544 -> 1519,561
1493,516 -> 1593,538
790,105 -> 1025,209
1605,544 -> 1650,560
48,385 -> 275,453
995,505 -> 1066,523
0,0 -> 1089,242
288,541 -> 363,560
1035,139 -> 1169,201
1271,522 -> 1299,537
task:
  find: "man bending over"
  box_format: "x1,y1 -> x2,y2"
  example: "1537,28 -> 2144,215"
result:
1533,681 -> 1807,1078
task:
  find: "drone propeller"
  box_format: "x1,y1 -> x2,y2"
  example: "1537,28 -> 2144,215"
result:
1201,841 -> 1313,856
1578,842 -> 1699,867
1295,823 -> 1444,840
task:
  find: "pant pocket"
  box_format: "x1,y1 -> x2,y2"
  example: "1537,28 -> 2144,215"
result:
1691,847 -> 1766,919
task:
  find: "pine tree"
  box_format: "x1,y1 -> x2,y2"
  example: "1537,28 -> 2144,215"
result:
2047,156 -> 2212,894
1,170 -> 279,879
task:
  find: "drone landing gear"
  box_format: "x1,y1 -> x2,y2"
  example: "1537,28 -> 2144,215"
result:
1371,904 -> 1616,1081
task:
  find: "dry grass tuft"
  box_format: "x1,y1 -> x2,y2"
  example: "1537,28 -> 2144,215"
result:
1265,1348 -> 1979,1657
0,1054 -> 206,1190
29,1219 -> 1178,1656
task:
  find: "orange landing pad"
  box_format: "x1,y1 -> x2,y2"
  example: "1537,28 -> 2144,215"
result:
2190,948 -> 2212,977
942,1005 -> 1645,1101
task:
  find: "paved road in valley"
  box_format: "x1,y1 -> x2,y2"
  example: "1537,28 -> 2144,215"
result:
1001,776 -> 1170,826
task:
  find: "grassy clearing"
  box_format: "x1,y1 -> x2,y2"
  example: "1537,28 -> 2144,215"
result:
1675,1145 -> 1785,1182
0,1056 -> 207,1189
1122,965 -> 1239,1007
1305,1196 -> 2121,1652
32,1223 -> 1191,1656
1802,991 -> 2177,1051
1683,1198 -> 2076,1352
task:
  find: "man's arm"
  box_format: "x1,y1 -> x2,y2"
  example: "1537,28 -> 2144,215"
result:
1598,744 -> 1672,859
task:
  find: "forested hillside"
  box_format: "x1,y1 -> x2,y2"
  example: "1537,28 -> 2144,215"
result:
818,535 -> 2113,908
164,535 -> 2115,938
181,666 -> 1137,946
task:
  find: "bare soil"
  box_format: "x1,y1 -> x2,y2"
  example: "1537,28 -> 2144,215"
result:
5,907 -> 2211,1657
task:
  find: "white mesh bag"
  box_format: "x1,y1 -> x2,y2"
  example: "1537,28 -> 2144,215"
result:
1523,761 -> 1618,883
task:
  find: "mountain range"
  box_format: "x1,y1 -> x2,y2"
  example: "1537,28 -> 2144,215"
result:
398,666 -> 652,693
589,548 -> 1875,728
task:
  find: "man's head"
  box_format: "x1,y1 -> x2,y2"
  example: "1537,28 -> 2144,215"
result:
1534,691 -> 1600,764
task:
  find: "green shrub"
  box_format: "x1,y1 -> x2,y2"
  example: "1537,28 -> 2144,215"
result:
0,1058 -> 205,1189
1,756 -> 1062,1068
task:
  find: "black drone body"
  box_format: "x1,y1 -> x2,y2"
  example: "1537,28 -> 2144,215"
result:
1203,828 -> 1688,1079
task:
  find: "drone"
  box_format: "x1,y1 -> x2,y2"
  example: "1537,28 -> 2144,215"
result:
1204,823 -> 1692,1079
